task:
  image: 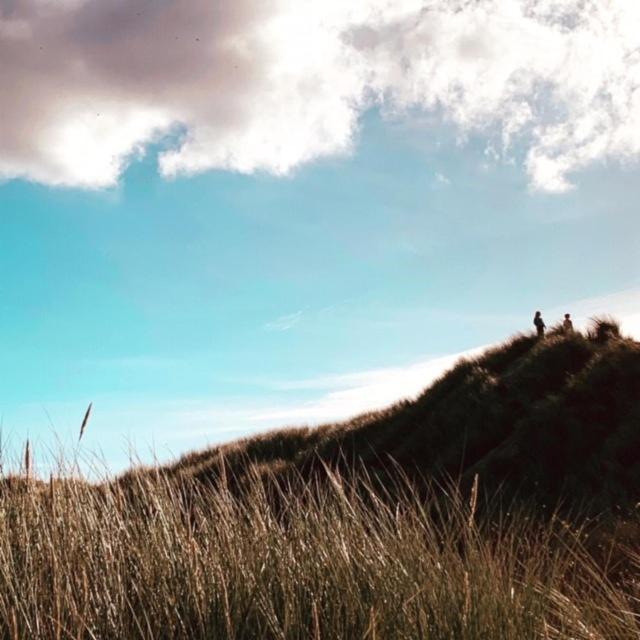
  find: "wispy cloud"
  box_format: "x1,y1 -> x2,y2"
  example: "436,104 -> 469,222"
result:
88,355 -> 178,370
264,310 -> 303,332
250,346 -> 487,424
2,2 -> 640,192
434,171 -> 450,186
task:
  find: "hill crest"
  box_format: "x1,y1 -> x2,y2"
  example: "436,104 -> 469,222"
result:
125,318 -> 640,509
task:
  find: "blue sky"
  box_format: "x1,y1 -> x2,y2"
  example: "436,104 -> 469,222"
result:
2,109 -> 639,473
2,1 -> 640,474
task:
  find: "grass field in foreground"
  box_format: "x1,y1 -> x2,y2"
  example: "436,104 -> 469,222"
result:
0,468 -> 638,640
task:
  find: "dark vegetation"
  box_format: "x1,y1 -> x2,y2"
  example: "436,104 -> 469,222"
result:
129,317 -> 640,512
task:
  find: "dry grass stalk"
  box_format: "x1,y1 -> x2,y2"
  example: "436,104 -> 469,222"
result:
78,402 -> 93,443
24,439 -> 31,481
468,473 -> 479,528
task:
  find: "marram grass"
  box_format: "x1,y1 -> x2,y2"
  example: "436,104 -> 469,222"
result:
0,465 -> 637,639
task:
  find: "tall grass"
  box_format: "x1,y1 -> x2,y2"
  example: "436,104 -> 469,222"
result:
0,466 -> 637,639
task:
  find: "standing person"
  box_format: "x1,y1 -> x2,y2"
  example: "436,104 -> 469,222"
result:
563,313 -> 574,333
534,311 -> 546,338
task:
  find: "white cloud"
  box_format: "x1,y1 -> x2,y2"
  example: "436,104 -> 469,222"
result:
249,346 -> 487,424
2,1 -> 640,191
264,310 -> 303,332
434,171 -> 450,186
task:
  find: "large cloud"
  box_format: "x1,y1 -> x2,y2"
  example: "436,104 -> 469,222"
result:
1,0 -> 639,191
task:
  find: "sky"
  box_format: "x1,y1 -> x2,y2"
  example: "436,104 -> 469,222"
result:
1,0 -> 640,474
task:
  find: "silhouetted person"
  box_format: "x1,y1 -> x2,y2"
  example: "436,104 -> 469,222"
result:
534,311 -> 545,338
563,313 -> 574,333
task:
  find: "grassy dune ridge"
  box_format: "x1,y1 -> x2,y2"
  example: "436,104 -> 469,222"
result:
132,318 -> 640,510
0,318 -> 639,639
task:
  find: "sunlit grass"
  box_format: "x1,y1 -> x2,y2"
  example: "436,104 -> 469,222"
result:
0,465 -> 637,639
